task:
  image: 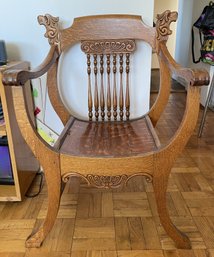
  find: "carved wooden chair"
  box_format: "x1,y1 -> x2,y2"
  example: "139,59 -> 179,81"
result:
2,11 -> 209,249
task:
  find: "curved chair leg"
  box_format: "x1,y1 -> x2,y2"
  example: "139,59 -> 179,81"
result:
153,173 -> 191,249
25,158 -> 61,248
11,86 -> 62,248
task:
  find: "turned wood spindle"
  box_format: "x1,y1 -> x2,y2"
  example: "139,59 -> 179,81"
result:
100,54 -> 105,121
87,54 -> 93,121
93,54 -> 99,121
119,53 -> 124,121
113,54 -> 117,121
125,53 -> 130,120
81,40 -> 136,122
107,54 -> 111,121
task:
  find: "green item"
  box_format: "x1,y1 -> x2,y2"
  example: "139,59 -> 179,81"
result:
33,88 -> 39,97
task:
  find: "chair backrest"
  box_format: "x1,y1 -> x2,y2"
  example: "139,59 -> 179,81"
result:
38,12 -> 177,122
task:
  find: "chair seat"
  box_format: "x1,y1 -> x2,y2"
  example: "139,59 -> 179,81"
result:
59,116 -> 160,157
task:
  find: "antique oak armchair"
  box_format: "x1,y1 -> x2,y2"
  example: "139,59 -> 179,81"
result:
2,11 -> 209,249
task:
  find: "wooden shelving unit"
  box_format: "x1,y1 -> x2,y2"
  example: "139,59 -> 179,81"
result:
0,62 -> 40,201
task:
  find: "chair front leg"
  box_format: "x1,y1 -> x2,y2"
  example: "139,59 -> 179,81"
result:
11,86 -> 62,248
152,85 -> 203,249
26,154 -> 61,248
153,169 -> 191,249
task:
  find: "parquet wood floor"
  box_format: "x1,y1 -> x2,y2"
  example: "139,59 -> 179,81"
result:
0,92 -> 214,257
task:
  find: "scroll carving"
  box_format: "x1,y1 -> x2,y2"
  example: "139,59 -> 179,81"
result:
81,39 -> 136,54
38,14 -> 60,48
87,175 -> 128,189
62,172 -> 153,189
156,10 -> 178,40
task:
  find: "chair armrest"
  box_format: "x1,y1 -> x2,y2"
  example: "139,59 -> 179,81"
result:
159,43 -> 210,86
2,46 -> 59,86
184,69 -> 210,86
154,85 -> 201,169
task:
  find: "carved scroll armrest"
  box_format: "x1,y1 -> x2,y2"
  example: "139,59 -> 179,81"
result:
2,46 -> 59,86
181,68 -> 210,87
159,43 -> 210,86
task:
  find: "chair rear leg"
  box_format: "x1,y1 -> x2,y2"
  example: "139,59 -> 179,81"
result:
25,158 -> 61,248
153,173 -> 191,249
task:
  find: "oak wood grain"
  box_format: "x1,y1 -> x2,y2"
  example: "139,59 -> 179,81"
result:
0,92 -> 214,255
60,117 -> 158,157
1,11 -> 211,250
2,47 -> 59,86
47,60 -> 70,126
61,15 -> 156,51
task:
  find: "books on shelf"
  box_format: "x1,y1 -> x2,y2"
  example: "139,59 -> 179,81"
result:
0,136 -> 14,185
0,98 -> 5,133
0,98 -> 4,123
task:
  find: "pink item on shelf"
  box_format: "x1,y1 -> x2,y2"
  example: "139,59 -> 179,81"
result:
0,119 -> 5,126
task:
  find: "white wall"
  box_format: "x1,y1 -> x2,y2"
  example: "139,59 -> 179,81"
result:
175,0 -> 194,67
0,0 -> 154,135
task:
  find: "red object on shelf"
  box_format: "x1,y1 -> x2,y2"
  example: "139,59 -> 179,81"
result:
34,107 -> 41,116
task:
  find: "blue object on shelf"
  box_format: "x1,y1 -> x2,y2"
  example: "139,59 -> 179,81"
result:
0,137 -> 14,185
0,40 -> 7,66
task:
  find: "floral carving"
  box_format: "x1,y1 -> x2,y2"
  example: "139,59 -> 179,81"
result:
37,14 -> 60,47
62,172 -> 153,189
156,10 -> 178,40
86,175 -> 128,188
81,39 -> 136,54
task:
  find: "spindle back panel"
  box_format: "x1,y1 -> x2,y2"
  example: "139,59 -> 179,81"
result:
81,40 -> 136,121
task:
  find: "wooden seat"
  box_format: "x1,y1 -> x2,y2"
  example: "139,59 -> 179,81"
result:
59,117 -> 159,157
2,10 -> 210,250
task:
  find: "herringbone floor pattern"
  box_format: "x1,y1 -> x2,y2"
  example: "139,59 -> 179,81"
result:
0,92 -> 214,257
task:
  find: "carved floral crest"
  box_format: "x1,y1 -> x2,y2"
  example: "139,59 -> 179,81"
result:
37,14 -> 60,47
156,10 -> 178,40
81,39 -> 136,54
62,172 -> 153,189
